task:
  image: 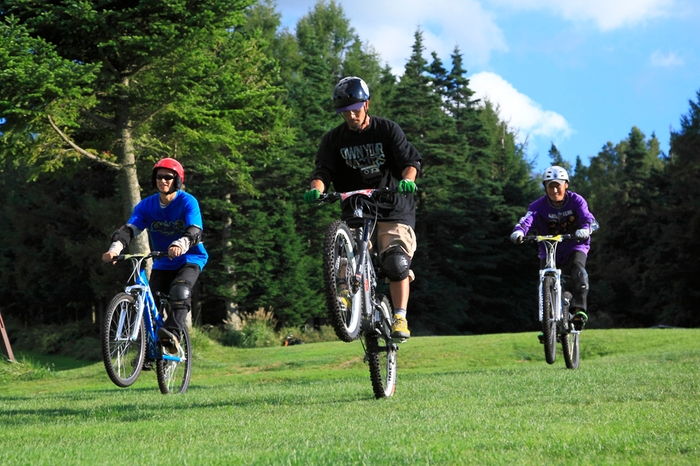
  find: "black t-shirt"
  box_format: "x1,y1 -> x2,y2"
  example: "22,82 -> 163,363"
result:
311,116 -> 422,227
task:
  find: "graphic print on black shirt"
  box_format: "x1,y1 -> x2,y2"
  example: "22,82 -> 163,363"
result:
340,142 -> 386,184
547,210 -> 577,235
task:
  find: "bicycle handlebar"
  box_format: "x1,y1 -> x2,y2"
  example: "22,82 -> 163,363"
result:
113,251 -> 169,262
522,234 -> 575,243
317,187 -> 397,204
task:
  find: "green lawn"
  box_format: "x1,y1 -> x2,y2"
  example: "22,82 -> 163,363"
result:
1,328 -> 698,465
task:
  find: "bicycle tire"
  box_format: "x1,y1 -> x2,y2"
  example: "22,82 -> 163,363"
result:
156,326 -> 192,394
366,295 -> 397,399
562,329 -> 580,369
101,292 -> 146,387
323,220 -> 362,342
541,276 -> 557,365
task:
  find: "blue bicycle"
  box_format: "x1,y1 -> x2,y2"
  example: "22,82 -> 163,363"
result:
101,251 -> 192,394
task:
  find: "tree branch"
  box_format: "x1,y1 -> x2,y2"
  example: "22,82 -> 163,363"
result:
47,115 -> 121,169
81,110 -> 117,129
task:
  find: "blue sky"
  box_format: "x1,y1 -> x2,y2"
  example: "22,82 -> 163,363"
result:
275,0 -> 699,174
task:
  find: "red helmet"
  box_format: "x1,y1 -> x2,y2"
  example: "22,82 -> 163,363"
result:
152,158 -> 184,192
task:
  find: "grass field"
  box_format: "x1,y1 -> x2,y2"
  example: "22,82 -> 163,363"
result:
1,328 -> 699,465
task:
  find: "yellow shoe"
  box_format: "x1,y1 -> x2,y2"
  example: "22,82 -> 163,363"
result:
391,315 -> 410,339
338,289 -> 352,310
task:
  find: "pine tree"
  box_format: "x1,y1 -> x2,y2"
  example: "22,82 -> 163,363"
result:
661,90 -> 700,326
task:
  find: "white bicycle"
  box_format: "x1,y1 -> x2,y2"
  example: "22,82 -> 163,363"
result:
523,234 -> 581,369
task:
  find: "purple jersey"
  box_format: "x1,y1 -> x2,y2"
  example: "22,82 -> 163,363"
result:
513,191 -> 596,262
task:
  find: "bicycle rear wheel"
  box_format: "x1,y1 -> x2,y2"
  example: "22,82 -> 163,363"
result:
366,296 -> 397,398
101,292 -> 145,387
323,220 -> 362,342
562,329 -> 580,369
156,326 -> 192,394
541,277 -> 557,365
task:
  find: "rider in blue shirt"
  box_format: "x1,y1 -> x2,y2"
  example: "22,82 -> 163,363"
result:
102,158 -> 207,354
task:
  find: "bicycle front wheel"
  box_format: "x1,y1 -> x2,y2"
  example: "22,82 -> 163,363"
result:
366,296 -> 397,399
541,276 -> 557,365
323,220 -> 362,342
562,329 -> 580,369
101,292 -> 146,387
156,326 -> 192,394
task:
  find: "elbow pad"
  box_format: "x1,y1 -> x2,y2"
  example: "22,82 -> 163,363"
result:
110,225 -> 135,249
183,226 -> 203,246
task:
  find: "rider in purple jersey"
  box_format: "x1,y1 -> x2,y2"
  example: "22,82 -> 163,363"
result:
510,165 -> 598,330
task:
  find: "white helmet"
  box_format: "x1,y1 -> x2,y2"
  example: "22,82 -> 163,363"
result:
542,165 -> 569,186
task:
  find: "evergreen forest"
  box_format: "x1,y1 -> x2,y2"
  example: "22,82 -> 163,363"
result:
1,0 -> 699,337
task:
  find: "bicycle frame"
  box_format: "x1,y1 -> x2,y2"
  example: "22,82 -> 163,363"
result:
119,254 -> 183,362
341,190 -> 392,335
323,188 -> 394,336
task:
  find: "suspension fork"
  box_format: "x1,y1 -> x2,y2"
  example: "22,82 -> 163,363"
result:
539,267 -> 563,322
351,218 -> 375,318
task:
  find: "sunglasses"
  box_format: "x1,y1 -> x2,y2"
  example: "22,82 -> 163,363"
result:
156,174 -> 176,181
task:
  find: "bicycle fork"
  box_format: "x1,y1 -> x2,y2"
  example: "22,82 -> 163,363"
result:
539,268 -> 563,323
352,220 -> 375,320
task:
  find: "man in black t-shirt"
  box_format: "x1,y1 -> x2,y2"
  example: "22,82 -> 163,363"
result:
304,76 -> 422,339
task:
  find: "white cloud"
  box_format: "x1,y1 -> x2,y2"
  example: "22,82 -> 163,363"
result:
335,0 -> 508,75
650,50 -> 684,67
491,0 -> 675,30
469,71 -> 573,145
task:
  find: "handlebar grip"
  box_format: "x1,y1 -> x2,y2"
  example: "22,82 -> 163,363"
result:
318,192 -> 342,203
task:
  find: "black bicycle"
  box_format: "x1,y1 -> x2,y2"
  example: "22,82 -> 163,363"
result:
318,188 -> 399,398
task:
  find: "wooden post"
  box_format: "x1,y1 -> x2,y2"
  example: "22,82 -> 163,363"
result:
0,311 -> 15,362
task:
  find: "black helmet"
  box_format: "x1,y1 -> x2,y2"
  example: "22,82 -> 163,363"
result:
332,77 -> 370,113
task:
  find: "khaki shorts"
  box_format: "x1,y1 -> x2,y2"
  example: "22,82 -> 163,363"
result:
373,222 -> 417,258
371,222 -> 417,281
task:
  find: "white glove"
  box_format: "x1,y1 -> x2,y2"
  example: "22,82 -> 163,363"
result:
575,228 -> 590,240
510,230 -> 524,244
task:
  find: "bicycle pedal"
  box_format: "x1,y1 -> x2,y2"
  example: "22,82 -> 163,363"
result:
392,337 -> 406,344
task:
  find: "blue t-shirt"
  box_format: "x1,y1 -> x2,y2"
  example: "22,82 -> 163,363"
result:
128,191 -> 208,271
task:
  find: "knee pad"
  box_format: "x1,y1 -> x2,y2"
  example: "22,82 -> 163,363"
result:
169,280 -> 192,309
381,247 -> 411,281
572,264 -> 589,291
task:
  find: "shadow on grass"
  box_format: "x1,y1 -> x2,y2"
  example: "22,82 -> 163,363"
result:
14,351 -> 97,371
0,381 -> 377,428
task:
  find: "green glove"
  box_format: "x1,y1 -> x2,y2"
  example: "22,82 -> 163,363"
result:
303,188 -> 321,203
398,179 -> 417,194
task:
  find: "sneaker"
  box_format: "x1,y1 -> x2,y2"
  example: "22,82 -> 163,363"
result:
572,311 -> 588,331
158,327 -> 181,355
391,315 -> 411,339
